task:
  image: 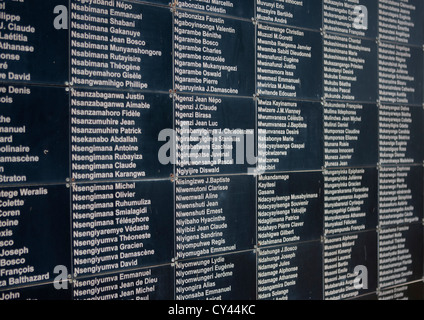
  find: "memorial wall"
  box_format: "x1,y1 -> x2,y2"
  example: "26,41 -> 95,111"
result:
0,0 -> 423,300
